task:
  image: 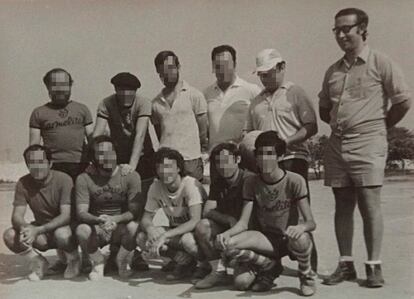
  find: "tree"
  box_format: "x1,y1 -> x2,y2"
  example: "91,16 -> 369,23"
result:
308,135 -> 328,179
386,126 -> 414,170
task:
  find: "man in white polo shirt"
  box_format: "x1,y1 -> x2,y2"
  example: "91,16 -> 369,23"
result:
244,49 -> 318,271
204,45 -> 261,150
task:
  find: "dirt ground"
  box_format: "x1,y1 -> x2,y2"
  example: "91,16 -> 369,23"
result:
0,176 -> 413,299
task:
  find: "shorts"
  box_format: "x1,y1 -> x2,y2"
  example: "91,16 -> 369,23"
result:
262,231 -> 296,260
52,162 -> 89,182
324,131 -> 387,188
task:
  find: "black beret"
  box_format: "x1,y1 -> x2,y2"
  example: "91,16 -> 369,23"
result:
110,72 -> 141,89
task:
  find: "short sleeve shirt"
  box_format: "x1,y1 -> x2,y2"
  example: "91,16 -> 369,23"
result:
29,101 -> 93,163
204,77 -> 261,149
13,170 -> 73,225
318,46 -> 411,136
246,82 -> 317,161
97,94 -> 153,164
243,171 -> 308,235
75,167 -> 141,216
152,81 -> 207,160
145,176 -> 206,227
209,168 -> 254,219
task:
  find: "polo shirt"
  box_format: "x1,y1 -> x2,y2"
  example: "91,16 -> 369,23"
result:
152,81 -> 207,160
204,77 -> 261,149
318,46 -> 411,137
245,82 -> 317,161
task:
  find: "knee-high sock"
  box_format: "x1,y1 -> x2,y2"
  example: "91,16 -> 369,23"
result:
225,248 -> 274,270
290,242 -> 313,274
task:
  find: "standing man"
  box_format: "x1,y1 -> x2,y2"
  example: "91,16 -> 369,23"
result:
244,49 -> 318,271
75,136 -> 141,280
93,72 -> 154,272
152,51 -> 208,182
2,145 -> 80,281
204,45 -> 261,150
319,8 -> 411,287
30,68 -> 94,180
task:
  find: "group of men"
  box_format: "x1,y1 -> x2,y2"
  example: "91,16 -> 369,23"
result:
3,7 -> 411,296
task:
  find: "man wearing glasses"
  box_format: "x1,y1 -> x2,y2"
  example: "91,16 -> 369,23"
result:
319,8 -> 411,288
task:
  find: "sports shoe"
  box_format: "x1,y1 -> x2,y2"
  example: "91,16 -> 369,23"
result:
161,260 -> 176,272
166,260 -> 197,281
365,263 -> 384,288
195,271 -> 229,289
130,249 -> 149,271
28,255 -> 49,281
299,270 -> 317,296
323,261 -> 357,285
192,262 -> 212,281
251,262 -> 283,292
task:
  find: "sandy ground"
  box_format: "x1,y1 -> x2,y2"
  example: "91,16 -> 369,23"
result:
0,176 -> 413,299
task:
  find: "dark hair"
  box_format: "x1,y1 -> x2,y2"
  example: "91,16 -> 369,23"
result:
211,45 -> 237,65
210,142 -> 240,165
254,131 -> 286,157
154,51 -> 180,73
23,144 -> 52,164
43,68 -> 73,87
90,135 -> 115,163
154,147 -> 185,177
335,8 -> 369,41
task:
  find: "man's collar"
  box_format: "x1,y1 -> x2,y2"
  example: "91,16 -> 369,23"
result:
214,76 -> 242,90
341,45 -> 370,67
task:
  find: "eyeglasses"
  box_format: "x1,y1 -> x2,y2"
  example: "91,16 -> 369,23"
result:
332,22 -> 361,35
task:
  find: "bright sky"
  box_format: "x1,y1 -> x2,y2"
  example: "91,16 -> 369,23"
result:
1,0 -> 413,161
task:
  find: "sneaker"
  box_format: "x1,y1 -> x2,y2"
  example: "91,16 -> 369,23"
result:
251,262 -> 283,292
195,271 -> 229,289
323,261 -> 357,285
28,255 -> 49,281
365,263 -> 384,288
64,256 -> 81,279
161,260 -> 176,272
130,249 -> 149,271
299,270 -> 317,296
192,263 -> 212,281
166,260 -> 197,281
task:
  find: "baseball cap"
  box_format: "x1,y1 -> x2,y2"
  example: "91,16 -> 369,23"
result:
110,72 -> 141,90
254,49 -> 284,73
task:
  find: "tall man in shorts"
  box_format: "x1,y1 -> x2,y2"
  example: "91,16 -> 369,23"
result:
3,145 -> 80,281
319,8 -> 411,287
75,136 -> 142,280
152,51 -> 208,181
194,142 -> 256,289
93,72 -> 154,272
138,147 -> 207,281
220,131 -> 317,295
244,49 -> 318,271
29,68 -> 94,180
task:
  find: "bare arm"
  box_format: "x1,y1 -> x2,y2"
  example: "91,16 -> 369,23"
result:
11,205 -> 29,230
196,113 -> 208,152
128,117 -> 149,170
386,100 -> 411,128
221,200 -> 253,237
285,122 -> 317,146
77,203 -> 103,225
92,117 -> 108,138
29,128 -> 41,145
37,204 -> 71,234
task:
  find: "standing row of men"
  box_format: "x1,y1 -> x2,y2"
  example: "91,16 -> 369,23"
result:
3,7 -> 411,294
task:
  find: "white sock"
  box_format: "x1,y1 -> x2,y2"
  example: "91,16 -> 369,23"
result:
89,250 -> 104,264
365,260 -> 382,265
339,256 -> 354,262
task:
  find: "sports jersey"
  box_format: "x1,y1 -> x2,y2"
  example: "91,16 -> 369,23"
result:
145,176 -> 206,227
75,166 -> 141,216
13,170 -> 73,225
29,101 -> 93,163
243,170 -> 308,235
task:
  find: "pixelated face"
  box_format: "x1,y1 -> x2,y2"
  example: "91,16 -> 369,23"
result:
334,14 -> 364,52
255,146 -> 279,174
47,71 -> 72,105
258,65 -> 284,92
213,51 -> 235,84
94,141 -> 117,173
115,88 -> 136,107
215,149 -> 239,179
158,56 -> 179,88
156,157 -> 180,185
26,150 -> 51,181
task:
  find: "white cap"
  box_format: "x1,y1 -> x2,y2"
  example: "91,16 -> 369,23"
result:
254,49 -> 284,73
